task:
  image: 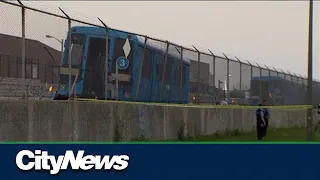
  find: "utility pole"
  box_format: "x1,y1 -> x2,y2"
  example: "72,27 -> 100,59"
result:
306,0 -> 314,141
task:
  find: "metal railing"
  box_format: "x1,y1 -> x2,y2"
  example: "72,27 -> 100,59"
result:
0,54 -> 60,84
1,0 -> 319,104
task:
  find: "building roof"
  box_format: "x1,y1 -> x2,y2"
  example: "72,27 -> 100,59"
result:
0,33 -> 60,64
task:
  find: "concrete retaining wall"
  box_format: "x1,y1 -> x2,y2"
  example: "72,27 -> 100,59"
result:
0,77 -> 54,99
0,100 -> 318,141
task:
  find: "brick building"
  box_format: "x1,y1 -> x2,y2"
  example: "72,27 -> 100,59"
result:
0,33 -> 60,84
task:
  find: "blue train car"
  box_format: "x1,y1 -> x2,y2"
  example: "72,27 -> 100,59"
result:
250,76 -> 307,105
53,26 -> 190,104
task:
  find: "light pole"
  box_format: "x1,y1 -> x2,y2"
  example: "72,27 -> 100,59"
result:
45,35 -> 64,91
218,80 -> 222,100
225,74 -> 231,103
45,35 -> 64,63
306,0 -> 313,141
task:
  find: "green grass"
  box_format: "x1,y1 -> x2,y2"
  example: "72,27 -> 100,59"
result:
191,127 -> 320,142
1,127 -> 319,144
63,98 -> 312,109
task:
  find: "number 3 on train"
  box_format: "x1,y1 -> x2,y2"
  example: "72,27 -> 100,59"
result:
116,56 -> 129,70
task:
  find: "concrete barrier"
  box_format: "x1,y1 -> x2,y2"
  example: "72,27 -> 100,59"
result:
0,77 -> 54,99
0,100 -> 318,141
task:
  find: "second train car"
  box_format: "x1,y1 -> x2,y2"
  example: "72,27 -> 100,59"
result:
53,26 -> 190,103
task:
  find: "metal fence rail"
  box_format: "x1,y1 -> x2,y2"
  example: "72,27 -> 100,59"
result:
0,54 -> 59,84
0,0 -> 319,104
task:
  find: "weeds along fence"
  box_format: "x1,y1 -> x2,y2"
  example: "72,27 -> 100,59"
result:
1,0 -> 319,104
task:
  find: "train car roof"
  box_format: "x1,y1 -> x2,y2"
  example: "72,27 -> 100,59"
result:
136,36 -> 190,64
70,26 -> 190,64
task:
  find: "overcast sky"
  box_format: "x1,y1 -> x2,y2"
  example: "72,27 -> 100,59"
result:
1,1 -> 319,79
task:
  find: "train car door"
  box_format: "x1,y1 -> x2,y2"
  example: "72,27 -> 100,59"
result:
82,36 -> 108,99
163,58 -> 172,102
156,57 -> 171,103
170,59 -> 182,103
136,45 -> 153,102
151,54 -> 171,102
111,38 -> 134,100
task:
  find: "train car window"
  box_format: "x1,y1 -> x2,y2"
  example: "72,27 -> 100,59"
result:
181,65 -> 186,87
70,44 -> 83,67
69,34 -> 86,67
156,55 -> 164,80
174,61 -> 182,86
112,38 -> 134,75
164,58 -> 172,84
71,34 -> 85,45
142,48 -> 152,78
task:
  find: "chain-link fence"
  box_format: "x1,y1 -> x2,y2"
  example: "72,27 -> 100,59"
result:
0,0 -> 318,104
0,54 -> 59,83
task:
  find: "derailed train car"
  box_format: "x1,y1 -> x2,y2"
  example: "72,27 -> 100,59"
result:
53,26 -> 190,103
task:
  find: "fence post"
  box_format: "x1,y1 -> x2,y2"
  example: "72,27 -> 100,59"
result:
289,72 -> 294,103
235,57 -> 242,90
249,61 -> 253,104
297,75 -> 303,104
255,63 -> 262,102
264,65 -> 271,100
208,49 -> 215,88
17,0 -> 26,80
208,49 -> 216,103
159,41 -> 169,102
135,36 -> 148,101
222,53 -> 230,103
98,18 -> 109,100
192,45 -> 200,104
17,0 -> 26,98
59,7 -> 72,99
179,46 -> 184,103
288,71 -> 294,104
273,67 -> 281,104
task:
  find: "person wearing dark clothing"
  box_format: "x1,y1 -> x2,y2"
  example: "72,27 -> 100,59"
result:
262,110 -> 269,137
261,100 -> 269,137
256,107 -> 265,140
256,103 -> 267,140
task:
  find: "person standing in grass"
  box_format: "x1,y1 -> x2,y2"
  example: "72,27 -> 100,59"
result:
256,103 -> 267,140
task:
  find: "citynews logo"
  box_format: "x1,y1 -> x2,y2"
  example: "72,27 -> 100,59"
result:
15,150 -> 129,175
